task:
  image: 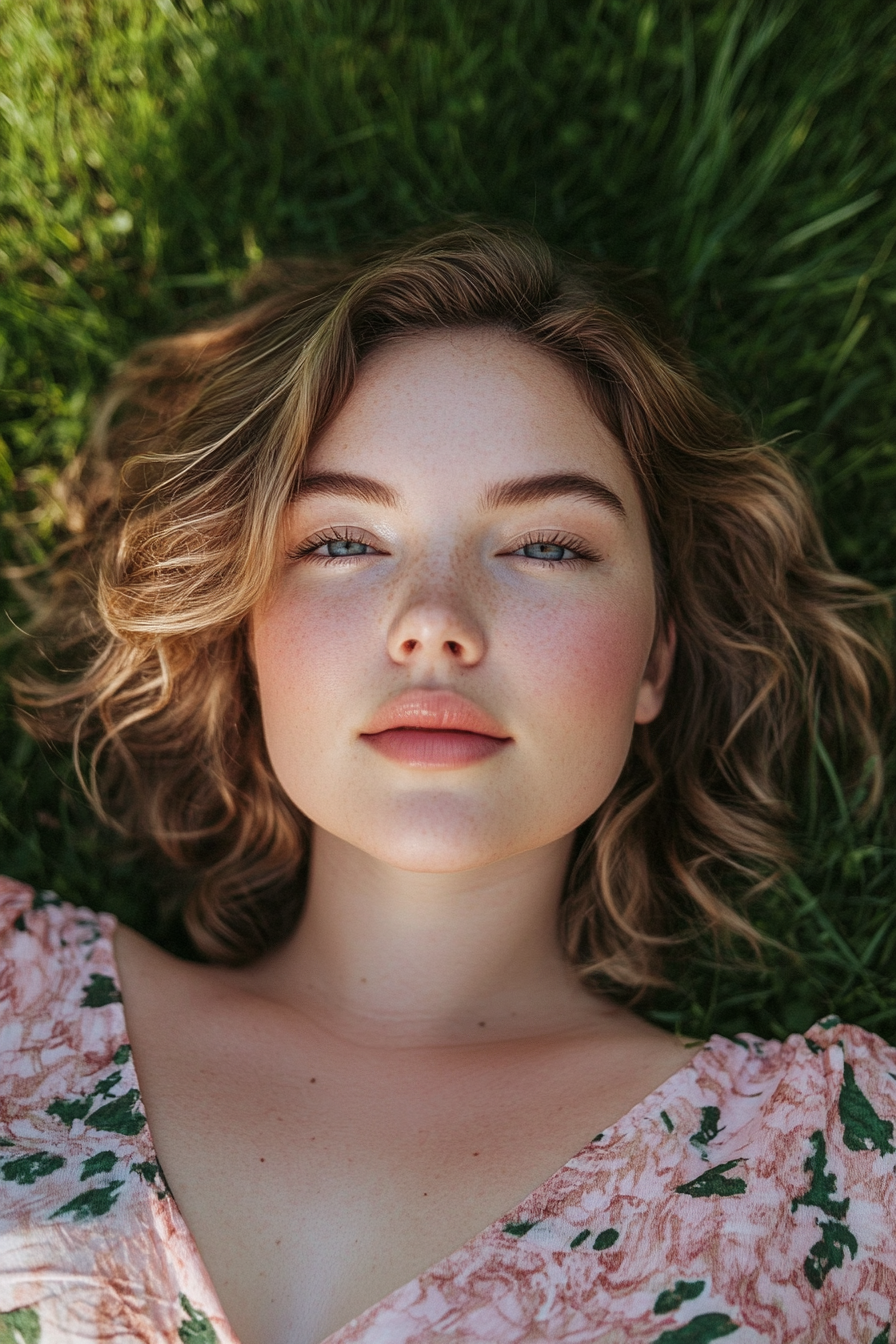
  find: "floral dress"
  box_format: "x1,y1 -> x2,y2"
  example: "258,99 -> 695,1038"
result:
0,875 -> 895,1344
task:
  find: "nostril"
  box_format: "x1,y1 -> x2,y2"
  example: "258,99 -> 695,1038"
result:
446,641 -> 461,656
402,639 -> 418,654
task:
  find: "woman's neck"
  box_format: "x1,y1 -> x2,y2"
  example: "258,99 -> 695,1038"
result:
235,826 -> 612,1048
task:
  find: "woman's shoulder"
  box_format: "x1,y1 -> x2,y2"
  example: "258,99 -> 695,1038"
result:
0,876 -> 126,1102
0,874 -> 162,1242
0,874 -> 121,1013
696,1016 -> 896,1145
0,879 -> 229,1340
351,1021 -> 896,1344
496,1017 -> 896,1260
644,1017 -> 896,1187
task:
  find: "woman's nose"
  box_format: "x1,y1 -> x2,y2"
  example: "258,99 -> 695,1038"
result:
386,599 -> 486,669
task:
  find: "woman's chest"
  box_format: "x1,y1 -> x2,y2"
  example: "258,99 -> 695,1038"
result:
112,931 -> 695,1344
139,1026 -> 637,1344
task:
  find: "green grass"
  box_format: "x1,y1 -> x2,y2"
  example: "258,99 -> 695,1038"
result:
1,0 -> 894,1040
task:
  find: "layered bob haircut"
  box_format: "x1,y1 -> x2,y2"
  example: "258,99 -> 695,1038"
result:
15,224 -> 892,986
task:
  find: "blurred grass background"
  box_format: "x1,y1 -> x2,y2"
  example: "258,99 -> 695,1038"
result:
1,0 -> 894,1040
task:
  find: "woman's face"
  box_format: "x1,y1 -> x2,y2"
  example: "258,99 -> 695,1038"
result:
251,329 -> 672,873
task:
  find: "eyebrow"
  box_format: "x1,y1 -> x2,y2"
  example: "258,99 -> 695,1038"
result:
296,472 -> 400,507
481,472 -> 626,518
295,468 -> 626,518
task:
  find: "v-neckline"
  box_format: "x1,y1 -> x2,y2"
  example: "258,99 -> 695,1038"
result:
107,915 -> 713,1344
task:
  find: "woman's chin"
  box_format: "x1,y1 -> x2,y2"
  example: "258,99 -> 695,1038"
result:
307,798 -> 536,874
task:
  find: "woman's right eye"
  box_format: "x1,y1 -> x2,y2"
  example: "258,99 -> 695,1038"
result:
321,538 -> 374,557
287,531 -> 381,562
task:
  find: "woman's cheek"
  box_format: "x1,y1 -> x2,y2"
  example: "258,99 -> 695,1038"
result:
511,591 -> 654,730
253,587 -> 380,751
533,604 -> 653,824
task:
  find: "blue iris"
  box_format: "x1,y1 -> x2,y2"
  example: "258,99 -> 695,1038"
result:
325,539 -> 371,556
520,542 -> 569,560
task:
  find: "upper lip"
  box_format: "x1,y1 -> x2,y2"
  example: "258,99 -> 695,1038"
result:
361,690 -> 511,739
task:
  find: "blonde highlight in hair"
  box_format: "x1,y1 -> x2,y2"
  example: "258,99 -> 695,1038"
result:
13,224 -> 893,981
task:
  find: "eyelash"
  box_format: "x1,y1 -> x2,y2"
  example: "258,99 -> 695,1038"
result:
286,528 -> 381,563
286,529 -> 602,565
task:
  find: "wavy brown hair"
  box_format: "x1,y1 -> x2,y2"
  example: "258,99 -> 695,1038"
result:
12,224 -> 893,984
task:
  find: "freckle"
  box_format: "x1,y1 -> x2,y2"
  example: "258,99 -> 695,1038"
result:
472,1151 -> 479,1157
310,1078 -> 316,1083
360,978 -> 367,984
478,1021 -> 486,1028
259,1157 -> 265,1162
275,1239 -> 281,1246
423,1192 -> 428,1196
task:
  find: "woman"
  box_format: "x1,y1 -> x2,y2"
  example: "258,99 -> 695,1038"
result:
1,225 -> 894,1344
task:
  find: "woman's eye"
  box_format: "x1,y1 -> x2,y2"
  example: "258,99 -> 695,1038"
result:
515,541 -> 576,561
321,538 -> 373,557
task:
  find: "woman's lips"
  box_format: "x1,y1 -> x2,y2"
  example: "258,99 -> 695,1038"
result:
364,728 -> 508,767
360,691 -> 511,769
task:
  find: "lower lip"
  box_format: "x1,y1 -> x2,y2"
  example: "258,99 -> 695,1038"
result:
361,729 -> 510,768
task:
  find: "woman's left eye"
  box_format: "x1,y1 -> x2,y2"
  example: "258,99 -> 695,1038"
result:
514,541 -> 578,561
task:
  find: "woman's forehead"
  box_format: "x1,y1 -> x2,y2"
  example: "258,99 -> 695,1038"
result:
306,328 -> 638,503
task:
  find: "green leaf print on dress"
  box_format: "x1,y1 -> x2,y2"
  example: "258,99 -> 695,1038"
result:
675,1160 -> 746,1197
0,1307 -> 40,1344
86,1089 -> 146,1135
131,1159 -> 170,1199
655,1280 -> 706,1313
568,1227 -> 620,1249
839,1062 -> 895,1155
50,1180 -> 124,1221
46,1095 -> 93,1126
31,890 -> 61,910
46,1068 -> 147,1136
1,1152 -> 65,1184
80,974 -> 122,1008
804,1220 -> 858,1290
791,1131 -> 849,1219
131,1160 -> 159,1184
91,1070 -> 122,1098
791,1130 -> 856,1287
652,1313 -> 739,1343
178,1295 -> 219,1343
80,1150 -> 117,1179
689,1107 -> 723,1160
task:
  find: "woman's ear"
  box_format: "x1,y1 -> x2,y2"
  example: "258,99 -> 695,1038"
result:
634,618 -> 677,724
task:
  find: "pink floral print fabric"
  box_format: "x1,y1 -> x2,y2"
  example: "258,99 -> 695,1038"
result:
1,875 -> 895,1344
0,877 -> 235,1344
